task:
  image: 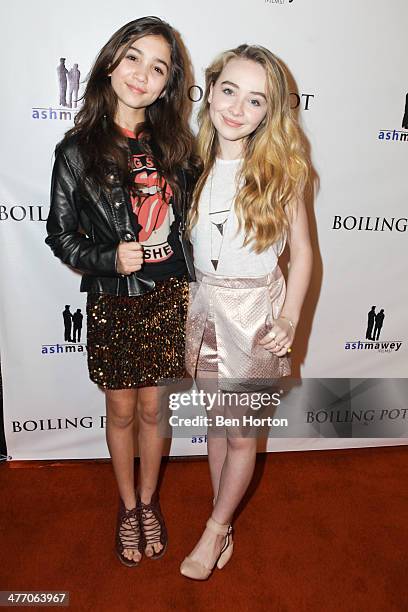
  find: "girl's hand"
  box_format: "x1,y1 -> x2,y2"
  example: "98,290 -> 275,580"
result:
116,241 -> 144,275
259,315 -> 295,356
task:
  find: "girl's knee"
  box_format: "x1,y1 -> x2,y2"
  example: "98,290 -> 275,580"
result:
137,400 -> 161,426
227,436 -> 257,452
107,407 -> 135,429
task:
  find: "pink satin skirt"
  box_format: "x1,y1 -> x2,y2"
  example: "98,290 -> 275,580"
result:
185,267 -> 291,380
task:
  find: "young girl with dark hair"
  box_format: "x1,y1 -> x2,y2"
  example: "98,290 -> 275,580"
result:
46,16 -> 198,567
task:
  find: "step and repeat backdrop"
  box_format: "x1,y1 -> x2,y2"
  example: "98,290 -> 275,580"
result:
0,0 -> 407,459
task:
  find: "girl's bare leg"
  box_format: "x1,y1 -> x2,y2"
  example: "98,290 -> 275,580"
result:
186,370 -> 258,569
186,435 -> 257,569
105,388 -> 140,562
208,436 -> 228,500
137,385 -> 168,556
196,370 -> 228,501
212,436 -> 257,525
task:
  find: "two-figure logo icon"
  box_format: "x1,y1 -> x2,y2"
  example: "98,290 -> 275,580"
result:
365,306 -> 385,341
403,93 -> 408,130
57,59 -> 81,108
63,305 -> 83,343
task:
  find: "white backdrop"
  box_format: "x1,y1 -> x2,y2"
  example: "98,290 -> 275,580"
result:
0,0 -> 407,459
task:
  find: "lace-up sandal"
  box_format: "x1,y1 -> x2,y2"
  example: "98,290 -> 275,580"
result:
115,499 -> 144,567
180,517 -> 234,580
138,490 -> 168,560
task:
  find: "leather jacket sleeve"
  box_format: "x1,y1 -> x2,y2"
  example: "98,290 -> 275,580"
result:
46,147 -> 118,276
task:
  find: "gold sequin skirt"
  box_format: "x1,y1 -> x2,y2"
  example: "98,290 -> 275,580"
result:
86,276 -> 189,389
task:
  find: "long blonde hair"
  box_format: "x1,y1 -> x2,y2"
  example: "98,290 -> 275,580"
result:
188,44 -> 309,253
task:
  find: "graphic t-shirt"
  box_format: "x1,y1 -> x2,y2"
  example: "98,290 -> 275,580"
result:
126,131 -> 187,281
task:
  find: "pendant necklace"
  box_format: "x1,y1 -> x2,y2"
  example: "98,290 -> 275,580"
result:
209,168 -> 233,271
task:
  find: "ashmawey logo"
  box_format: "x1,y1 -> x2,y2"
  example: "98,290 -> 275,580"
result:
41,304 -> 87,355
378,92 -> 408,143
345,305 -> 403,353
32,58 -> 82,121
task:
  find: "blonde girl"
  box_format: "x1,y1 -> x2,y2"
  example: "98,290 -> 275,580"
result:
180,44 -> 313,580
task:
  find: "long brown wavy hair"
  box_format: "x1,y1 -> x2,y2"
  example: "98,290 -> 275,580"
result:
188,45 -> 310,253
64,16 -> 198,196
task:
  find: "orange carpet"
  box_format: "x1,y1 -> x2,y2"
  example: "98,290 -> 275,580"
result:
1,446 -> 407,611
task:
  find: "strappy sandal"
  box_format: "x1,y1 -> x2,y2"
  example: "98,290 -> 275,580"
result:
115,498 -> 144,567
138,490 -> 168,560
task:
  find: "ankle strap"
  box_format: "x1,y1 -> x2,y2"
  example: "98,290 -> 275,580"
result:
206,517 -> 230,536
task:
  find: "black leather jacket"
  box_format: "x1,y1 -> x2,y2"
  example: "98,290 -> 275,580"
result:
46,135 -> 196,296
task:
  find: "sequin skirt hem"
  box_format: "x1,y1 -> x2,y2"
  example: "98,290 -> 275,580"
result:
86,276 -> 189,390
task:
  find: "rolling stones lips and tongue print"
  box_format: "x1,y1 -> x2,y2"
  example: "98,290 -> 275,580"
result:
129,152 -> 175,263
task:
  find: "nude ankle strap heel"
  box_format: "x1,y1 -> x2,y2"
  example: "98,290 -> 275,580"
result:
180,517 -> 233,580
206,518 -> 234,571
216,525 -> 233,569
206,517 -> 229,536
211,500 -> 234,569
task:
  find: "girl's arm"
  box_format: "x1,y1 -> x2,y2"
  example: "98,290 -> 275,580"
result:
46,148 -> 119,276
280,197 -> 313,326
259,198 -> 313,354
